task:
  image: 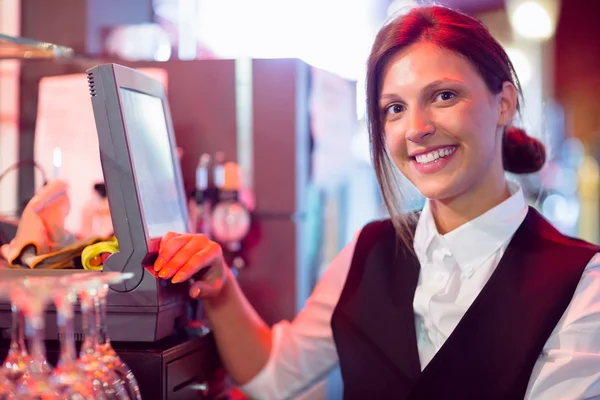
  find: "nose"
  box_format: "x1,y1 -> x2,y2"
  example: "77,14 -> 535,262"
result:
405,107 -> 435,143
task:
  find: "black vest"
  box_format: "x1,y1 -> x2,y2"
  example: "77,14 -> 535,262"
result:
331,207 -> 599,399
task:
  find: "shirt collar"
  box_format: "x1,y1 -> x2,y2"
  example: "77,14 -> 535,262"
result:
413,181 -> 528,277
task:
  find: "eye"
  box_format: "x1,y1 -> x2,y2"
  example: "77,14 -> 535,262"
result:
434,91 -> 457,102
384,103 -> 405,116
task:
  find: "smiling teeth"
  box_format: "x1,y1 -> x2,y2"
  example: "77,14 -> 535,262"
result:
415,147 -> 456,164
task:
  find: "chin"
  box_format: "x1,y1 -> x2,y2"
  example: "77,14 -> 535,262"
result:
410,175 -> 465,202
415,185 -> 452,201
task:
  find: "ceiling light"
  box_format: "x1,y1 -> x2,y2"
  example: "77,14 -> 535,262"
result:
505,0 -> 560,40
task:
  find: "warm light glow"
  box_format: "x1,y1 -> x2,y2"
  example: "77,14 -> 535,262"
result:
387,0 -> 418,18
0,0 -> 20,216
505,48 -> 532,84
52,147 -> 62,178
105,24 -> 172,61
351,124 -> 371,164
35,70 -> 168,234
194,0 -> 377,81
192,0 -> 386,136
542,193 -> 579,227
506,0 -> 560,40
513,2 -> 552,38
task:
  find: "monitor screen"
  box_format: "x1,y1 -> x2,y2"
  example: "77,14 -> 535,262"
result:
118,87 -> 188,238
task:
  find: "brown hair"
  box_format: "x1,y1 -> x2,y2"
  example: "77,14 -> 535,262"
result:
366,6 -> 546,245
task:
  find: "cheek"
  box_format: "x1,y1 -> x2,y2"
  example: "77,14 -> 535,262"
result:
437,106 -> 497,157
383,123 -> 408,159
467,113 -> 500,159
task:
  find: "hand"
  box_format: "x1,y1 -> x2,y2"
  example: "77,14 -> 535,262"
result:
153,232 -> 228,299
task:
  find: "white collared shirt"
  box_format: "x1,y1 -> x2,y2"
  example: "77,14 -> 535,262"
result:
241,183 -> 600,399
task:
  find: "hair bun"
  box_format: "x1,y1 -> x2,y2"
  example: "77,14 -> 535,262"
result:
502,126 -> 546,174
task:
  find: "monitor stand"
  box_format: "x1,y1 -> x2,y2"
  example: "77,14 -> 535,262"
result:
0,329 -> 228,399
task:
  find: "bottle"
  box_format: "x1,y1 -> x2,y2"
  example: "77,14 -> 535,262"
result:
194,153 -> 211,234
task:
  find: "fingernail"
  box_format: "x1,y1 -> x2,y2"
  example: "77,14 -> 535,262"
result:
158,270 -> 168,278
190,287 -> 201,298
154,259 -> 164,272
172,273 -> 184,284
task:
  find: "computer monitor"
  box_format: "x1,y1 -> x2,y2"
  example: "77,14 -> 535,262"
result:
86,64 -> 189,293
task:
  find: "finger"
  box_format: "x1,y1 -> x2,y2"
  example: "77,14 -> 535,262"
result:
188,275 -> 224,298
155,232 -> 183,270
158,235 -> 210,279
171,242 -> 222,284
159,231 -> 180,253
154,234 -> 193,271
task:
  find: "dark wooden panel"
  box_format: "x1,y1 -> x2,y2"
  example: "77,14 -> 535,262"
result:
238,218 -> 309,325
251,58 -> 310,216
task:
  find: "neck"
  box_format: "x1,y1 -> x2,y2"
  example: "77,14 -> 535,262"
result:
430,177 -> 511,235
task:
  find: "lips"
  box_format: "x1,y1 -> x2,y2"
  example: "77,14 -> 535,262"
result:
408,145 -> 459,175
411,145 -> 458,165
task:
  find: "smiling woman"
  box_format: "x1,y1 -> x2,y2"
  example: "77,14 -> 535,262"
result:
149,5 -> 600,400
367,7 -> 546,236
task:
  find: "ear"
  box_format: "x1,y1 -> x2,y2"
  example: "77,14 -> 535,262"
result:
497,81 -> 518,127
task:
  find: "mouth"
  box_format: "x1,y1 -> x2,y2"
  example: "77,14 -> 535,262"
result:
411,146 -> 458,165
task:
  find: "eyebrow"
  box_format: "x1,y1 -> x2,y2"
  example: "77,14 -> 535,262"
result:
379,79 -> 464,102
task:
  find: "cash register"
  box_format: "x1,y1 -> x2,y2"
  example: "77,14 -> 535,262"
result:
1,63 -> 224,399
88,64 -> 224,398
1,64 -> 194,342
86,63 -> 191,343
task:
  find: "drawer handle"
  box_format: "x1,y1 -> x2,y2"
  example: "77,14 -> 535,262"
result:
189,381 -> 209,396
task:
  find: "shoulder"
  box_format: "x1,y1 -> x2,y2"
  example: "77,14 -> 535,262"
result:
349,218 -> 394,264
358,218 -> 394,239
525,207 -> 600,253
358,212 -> 420,243
355,217 -> 399,253
351,214 -> 419,266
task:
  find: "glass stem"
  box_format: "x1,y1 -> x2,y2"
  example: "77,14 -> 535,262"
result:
8,305 -> 20,357
79,293 -> 97,357
25,312 -> 47,375
56,292 -> 77,366
17,309 -> 27,355
94,285 -> 111,351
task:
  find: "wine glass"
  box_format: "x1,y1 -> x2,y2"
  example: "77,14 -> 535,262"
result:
92,277 -> 142,400
0,276 -> 32,399
50,275 -> 99,399
9,276 -> 61,400
70,272 -> 141,400
0,289 -> 18,398
2,304 -> 32,382
76,280 -> 130,400
0,273 -> 33,384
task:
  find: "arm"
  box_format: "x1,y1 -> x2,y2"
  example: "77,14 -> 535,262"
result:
238,237 -> 356,399
156,231 -> 357,399
526,252 -> 600,399
155,232 -> 272,384
203,267 -> 273,385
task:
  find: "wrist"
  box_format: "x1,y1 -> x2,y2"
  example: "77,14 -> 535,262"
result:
204,266 -> 236,311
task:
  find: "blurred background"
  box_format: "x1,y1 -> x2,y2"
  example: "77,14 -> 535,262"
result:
0,0 -> 599,397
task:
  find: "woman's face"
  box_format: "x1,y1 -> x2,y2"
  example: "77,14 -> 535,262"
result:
379,41 -> 515,202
